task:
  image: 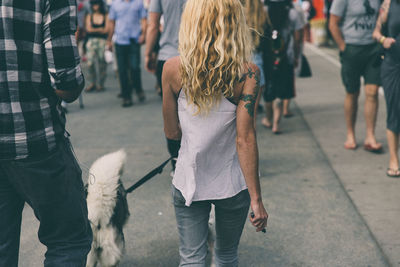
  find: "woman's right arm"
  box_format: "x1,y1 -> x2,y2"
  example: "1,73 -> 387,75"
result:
162,58 -> 182,141
236,64 -> 268,232
373,0 -> 395,49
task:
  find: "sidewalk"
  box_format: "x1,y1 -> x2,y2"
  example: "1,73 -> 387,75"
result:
296,43 -> 400,266
16,48 -> 393,266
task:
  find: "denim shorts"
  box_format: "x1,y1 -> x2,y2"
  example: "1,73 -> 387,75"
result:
253,52 -> 266,87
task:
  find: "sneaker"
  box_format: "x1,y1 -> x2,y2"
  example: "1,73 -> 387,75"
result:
137,91 -> 146,103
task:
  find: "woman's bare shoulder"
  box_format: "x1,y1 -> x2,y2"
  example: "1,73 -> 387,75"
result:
164,57 -> 181,73
163,56 -> 182,93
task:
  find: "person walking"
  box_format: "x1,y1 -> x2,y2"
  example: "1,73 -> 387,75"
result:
145,0 -> 186,94
241,0 -> 269,125
108,0 -> 147,107
85,0 -> 110,92
162,0 -> 269,265
145,0 -> 187,173
373,0 -> 400,177
0,1 -> 92,266
329,0 -> 383,152
262,0 -> 304,133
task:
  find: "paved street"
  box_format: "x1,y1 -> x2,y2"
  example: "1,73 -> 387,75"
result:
18,45 -> 399,267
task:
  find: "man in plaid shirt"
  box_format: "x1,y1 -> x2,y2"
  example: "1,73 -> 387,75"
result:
0,0 -> 92,266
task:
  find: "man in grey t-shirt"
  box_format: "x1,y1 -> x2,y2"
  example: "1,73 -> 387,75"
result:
144,0 -> 187,172
145,0 -> 186,89
329,0 -> 383,152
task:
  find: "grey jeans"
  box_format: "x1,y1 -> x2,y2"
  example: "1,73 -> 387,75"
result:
173,187 -> 250,267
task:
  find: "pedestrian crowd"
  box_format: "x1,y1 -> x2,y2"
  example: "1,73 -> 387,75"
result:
0,0 -> 399,266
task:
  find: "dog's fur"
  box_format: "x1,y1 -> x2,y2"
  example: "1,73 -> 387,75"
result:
85,150 -> 130,267
85,150 -> 217,267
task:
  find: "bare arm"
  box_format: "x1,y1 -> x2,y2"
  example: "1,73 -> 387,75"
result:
103,14 -> 110,35
162,58 -> 181,141
373,0 -> 390,40
373,0 -> 395,49
107,19 -> 115,48
145,12 -> 161,73
236,65 -> 268,232
138,18 -> 147,44
329,14 -> 346,51
55,87 -> 84,103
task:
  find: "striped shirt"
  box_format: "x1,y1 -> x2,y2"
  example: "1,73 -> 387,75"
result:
0,0 -> 84,160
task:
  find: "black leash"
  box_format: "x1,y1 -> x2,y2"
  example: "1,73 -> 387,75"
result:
126,157 -> 172,194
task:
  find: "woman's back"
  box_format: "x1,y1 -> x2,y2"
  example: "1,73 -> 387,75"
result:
162,4 -> 268,255
174,89 -> 246,206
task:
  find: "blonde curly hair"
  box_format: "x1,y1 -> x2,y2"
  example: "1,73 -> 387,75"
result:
240,0 -> 269,49
179,0 -> 252,115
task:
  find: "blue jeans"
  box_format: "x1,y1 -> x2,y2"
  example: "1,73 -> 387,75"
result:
0,139 -> 92,267
173,187 -> 250,267
115,40 -> 143,99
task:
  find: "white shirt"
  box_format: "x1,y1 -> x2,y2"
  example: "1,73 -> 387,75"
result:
173,91 -> 247,206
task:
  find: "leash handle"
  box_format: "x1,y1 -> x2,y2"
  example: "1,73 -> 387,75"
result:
126,157 -> 172,194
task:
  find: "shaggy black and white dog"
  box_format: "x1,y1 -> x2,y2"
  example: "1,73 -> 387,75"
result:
84,150 -> 216,267
85,150 -> 130,267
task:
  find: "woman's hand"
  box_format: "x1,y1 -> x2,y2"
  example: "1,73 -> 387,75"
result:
383,37 -> 396,49
249,199 -> 268,232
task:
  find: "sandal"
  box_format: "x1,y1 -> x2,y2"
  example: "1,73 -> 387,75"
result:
386,168 -> 400,178
283,112 -> 294,118
122,98 -> 133,108
364,143 -> 383,154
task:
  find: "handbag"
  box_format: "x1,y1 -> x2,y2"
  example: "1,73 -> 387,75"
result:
299,54 -> 312,78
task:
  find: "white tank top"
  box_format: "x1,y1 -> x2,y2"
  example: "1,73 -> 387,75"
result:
173,91 -> 247,206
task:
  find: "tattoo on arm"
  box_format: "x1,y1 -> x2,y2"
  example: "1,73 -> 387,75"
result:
239,68 -> 260,118
377,0 -> 390,30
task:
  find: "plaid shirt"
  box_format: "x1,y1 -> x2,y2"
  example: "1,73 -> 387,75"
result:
0,0 -> 84,160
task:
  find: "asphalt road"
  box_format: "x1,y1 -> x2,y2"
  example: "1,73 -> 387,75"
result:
17,45 -> 398,266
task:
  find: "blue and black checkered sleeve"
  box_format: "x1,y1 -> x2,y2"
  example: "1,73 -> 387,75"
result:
42,0 -> 85,91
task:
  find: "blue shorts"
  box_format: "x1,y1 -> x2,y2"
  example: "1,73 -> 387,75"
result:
253,52 -> 266,87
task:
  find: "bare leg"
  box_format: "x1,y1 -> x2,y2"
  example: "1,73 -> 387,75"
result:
262,101 -> 273,128
344,91 -> 359,149
272,99 -> 283,133
283,99 -> 293,117
364,84 -> 381,149
387,129 -> 399,171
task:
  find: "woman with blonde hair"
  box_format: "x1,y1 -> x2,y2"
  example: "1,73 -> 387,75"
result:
162,0 -> 269,266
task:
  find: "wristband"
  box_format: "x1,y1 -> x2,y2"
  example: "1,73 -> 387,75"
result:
379,36 -> 386,44
167,138 -> 181,158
